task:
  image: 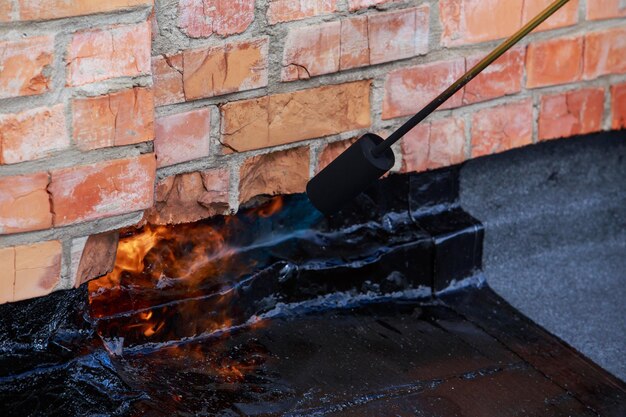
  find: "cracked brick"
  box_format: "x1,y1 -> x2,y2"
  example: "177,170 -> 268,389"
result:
0,104 -> 68,164
471,99 -> 533,157
539,88 -> 604,141
49,154 -> 156,226
72,87 -> 154,151
0,172 -> 52,234
182,37 -> 268,101
67,22 -> 151,86
0,35 -> 53,98
221,81 -> 371,152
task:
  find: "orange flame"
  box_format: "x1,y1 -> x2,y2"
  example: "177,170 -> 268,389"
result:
88,196 -> 283,371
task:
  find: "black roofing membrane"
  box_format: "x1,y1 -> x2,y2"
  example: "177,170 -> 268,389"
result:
0,132 -> 624,416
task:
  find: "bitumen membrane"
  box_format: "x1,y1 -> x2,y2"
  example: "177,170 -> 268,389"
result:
0,132 -> 624,416
460,131 -> 626,381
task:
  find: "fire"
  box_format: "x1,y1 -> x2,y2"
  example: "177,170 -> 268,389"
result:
88,196 -> 283,365
256,196 -> 284,217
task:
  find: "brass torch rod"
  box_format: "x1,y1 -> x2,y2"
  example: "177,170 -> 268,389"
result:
372,0 -> 571,156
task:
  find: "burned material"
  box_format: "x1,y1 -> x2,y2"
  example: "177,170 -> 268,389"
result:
0,148 -> 625,416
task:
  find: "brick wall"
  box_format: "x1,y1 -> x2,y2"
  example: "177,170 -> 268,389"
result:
0,0 -> 625,303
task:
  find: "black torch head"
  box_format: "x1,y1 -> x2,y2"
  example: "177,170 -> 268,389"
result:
306,133 -> 395,216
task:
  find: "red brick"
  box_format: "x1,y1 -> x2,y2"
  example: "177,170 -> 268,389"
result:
0,247 -> 13,303
439,0 -> 577,46
282,22 -> 341,81
14,241 -> 62,302
71,232 -> 119,288
0,104 -> 68,164
383,58 -> 465,120
152,54 -> 184,107
611,83 -> 626,130
239,147 -> 310,204
0,2 -> 12,21
587,0 -> 626,20
526,36 -> 583,88
221,81 -> 371,152
348,0 -> 394,10
283,6 -> 429,80
154,108 -> 210,167
0,173 -> 51,234
316,138 -> 357,173
183,37 -> 268,101
464,47 -> 524,105
368,5 -> 429,65
0,241 -> 63,303
72,88 -> 154,151
268,0 -> 337,24
440,0 -> 523,46
18,0 -> 151,21
0,36 -> 53,99
50,154 -> 156,226
340,16 -> 369,71
539,88 -> 604,141
471,99 -> 533,157
522,0 -> 578,31
178,0 -> 254,38
67,22 -> 151,86
584,27 -> 626,80
401,117 -> 465,172
147,168 -> 230,224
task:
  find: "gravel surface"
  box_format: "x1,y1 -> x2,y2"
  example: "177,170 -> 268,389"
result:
460,132 -> 626,381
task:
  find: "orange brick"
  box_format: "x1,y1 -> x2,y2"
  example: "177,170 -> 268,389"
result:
147,169 -> 230,224
282,22 -> 341,81
368,5 -> 429,65
402,117 -> 466,172
316,138 -> 357,173
71,231 -> 119,287
471,99 -> 533,157
72,88 -> 154,151
464,47 -> 524,105
584,27 -> 626,80
18,0 -> 151,21
67,22 -> 151,86
526,36 -> 583,88
522,0 -> 578,31
221,81 -> 371,152
0,247 -> 14,303
183,37 -> 268,101
268,0 -> 337,24
587,0 -> 626,20
152,54 -> 184,107
50,154 -> 156,226
0,36 -> 53,99
348,0 -> 394,10
0,104 -> 68,164
154,108 -> 210,168
611,83 -> 626,130
0,173 -> 51,234
0,2 -> 13,22
440,0 -> 523,46
340,16 -> 369,71
383,58 -> 465,120
14,241 -> 62,302
178,0 -> 254,38
539,88 -> 604,141
283,6 -> 429,80
239,147 -> 310,204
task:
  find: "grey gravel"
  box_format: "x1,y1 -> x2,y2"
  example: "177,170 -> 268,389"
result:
460,131 -> 626,381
